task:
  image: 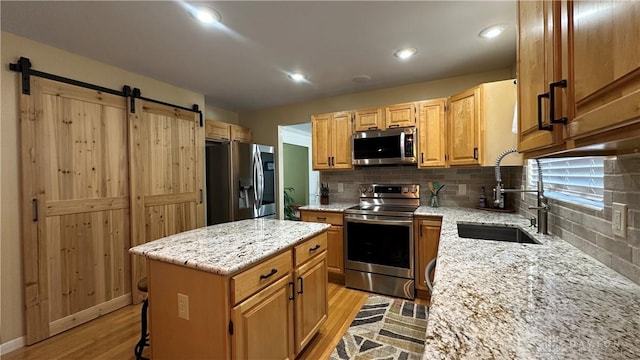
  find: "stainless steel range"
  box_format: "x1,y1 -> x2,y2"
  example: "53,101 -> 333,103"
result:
344,184 -> 419,299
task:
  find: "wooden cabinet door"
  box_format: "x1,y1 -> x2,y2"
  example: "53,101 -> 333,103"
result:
20,78 -> 132,344
331,112 -> 353,169
415,218 -> 441,292
517,0 -> 564,153
232,275 -> 295,360
312,113 -> 332,170
417,99 -> 447,168
385,102 -> 416,129
354,107 -> 384,131
204,119 -> 230,141
293,253 -> 328,355
448,87 -> 480,166
326,226 -> 344,275
129,99 -> 205,302
231,124 -> 252,143
565,0 -> 640,139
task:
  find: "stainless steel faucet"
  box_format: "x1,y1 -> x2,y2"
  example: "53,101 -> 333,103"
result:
494,148 -> 549,234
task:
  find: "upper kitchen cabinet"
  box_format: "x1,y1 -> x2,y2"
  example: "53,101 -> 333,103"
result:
517,0 -> 565,154
205,119 -> 252,143
417,99 -> 447,168
311,111 -> 353,170
563,0 -> 640,150
448,80 -> 522,167
518,0 -> 640,157
385,102 -> 417,129
354,107 -> 384,131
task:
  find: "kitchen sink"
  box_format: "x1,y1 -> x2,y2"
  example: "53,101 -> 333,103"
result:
457,223 -> 540,245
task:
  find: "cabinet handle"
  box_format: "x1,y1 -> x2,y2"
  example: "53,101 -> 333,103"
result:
297,276 -> 304,294
259,268 -> 278,280
331,157 -> 335,166
288,281 -> 295,300
309,244 -> 321,252
421,153 -> 424,163
549,80 -> 568,125
473,147 -> 478,160
32,199 -> 38,222
388,124 -> 400,128
328,156 -> 331,166
367,126 -> 378,130
537,92 -> 553,131
316,216 -> 326,221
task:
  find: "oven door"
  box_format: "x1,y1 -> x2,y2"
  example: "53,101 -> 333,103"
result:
344,215 -> 414,278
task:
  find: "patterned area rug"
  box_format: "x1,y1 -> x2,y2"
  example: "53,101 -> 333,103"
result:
330,295 -> 429,360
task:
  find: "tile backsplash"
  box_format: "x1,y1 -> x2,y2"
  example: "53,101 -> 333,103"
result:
510,154 -> 640,285
320,165 -> 519,209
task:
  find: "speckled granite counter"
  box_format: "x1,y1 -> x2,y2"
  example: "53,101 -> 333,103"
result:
298,203 -> 356,212
129,218 -> 330,276
416,207 -> 640,359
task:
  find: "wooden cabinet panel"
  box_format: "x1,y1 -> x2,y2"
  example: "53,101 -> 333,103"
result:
232,275 -> 295,360
417,99 -> 447,168
326,226 -> 344,275
385,102 -> 416,128
565,0 -> 640,140
311,112 -> 352,170
293,253 -> 328,354
415,217 -> 442,293
231,251 -> 293,304
448,87 -> 480,166
231,124 -> 252,143
311,114 -> 332,170
294,232 -> 327,267
354,107 -> 384,131
205,119 -> 230,141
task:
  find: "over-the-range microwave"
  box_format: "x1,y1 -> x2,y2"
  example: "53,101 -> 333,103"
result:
352,127 -> 417,166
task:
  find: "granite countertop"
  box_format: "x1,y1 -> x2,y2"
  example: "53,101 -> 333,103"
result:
416,207 -> 640,359
129,218 -> 330,276
298,203 -> 356,212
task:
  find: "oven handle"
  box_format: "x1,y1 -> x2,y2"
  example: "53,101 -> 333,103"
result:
345,216 -> 413,226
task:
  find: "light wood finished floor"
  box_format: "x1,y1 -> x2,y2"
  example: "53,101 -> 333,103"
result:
4,283 -> 429,360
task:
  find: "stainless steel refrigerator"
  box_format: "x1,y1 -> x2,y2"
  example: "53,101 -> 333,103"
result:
206,141 -> 276,225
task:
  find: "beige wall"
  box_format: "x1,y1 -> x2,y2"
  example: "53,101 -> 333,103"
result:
205,105 -> 239,124
238,67 -> 513,146
0,31 -> 205,344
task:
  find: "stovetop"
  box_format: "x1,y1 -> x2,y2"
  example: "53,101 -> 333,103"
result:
345,183 -> 421,217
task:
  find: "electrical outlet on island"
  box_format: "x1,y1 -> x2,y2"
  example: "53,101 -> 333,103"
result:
178,293 -> 190,320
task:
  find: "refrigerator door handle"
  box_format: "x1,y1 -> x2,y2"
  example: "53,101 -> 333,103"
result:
256,149 -> 264,210
252,150 -> 260,211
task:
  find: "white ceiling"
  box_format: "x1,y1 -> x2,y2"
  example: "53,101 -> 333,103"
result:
1,1 -> 516,112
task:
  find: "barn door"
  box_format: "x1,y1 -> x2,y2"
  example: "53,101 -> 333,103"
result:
129,98 -> 205,302
20,78 -> 131,344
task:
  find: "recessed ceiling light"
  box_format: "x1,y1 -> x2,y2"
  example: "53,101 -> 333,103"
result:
288,73 -> 307,82
394,48 -> 418,60
479,25 -> 506,39
190,6 -> 221,24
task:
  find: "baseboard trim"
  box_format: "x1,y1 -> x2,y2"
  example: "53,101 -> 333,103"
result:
1,336 -> 25,355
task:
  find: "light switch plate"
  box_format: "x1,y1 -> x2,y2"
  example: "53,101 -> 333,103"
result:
612,202 -> 627,238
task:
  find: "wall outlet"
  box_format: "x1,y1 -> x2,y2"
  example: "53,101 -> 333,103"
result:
612,203 -> 627,238
178,293 -> 189,320
337,183 -> 344,192
458,184 -> 466,196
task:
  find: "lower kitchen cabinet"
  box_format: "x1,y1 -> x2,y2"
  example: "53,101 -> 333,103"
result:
231,275 -> 295,359
293,253 -> 328,354
415,216 -> 442,297
300,210 -> 345,278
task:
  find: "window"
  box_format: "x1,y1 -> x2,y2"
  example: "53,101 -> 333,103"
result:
528,157 -> 604,209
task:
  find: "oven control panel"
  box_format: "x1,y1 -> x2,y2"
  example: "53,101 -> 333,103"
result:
358,184 -> 420,198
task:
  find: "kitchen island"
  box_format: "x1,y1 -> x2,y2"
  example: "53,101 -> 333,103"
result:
417,207 -> 640,359
130,218 -> 331,359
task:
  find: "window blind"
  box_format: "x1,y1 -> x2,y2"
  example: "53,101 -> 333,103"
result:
528,157 -> 604,208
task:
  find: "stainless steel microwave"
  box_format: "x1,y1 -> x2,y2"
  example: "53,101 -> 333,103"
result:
352,127 -> 417,166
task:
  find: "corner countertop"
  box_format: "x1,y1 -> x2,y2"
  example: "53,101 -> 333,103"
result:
129,218 -> 330,276
298,203 -> 356,212
416,206 -> 640,359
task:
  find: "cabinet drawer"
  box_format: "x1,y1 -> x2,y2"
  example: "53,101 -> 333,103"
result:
294,232 -> 328,267
231,251 -> 293,305
300,211 -> 343,226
